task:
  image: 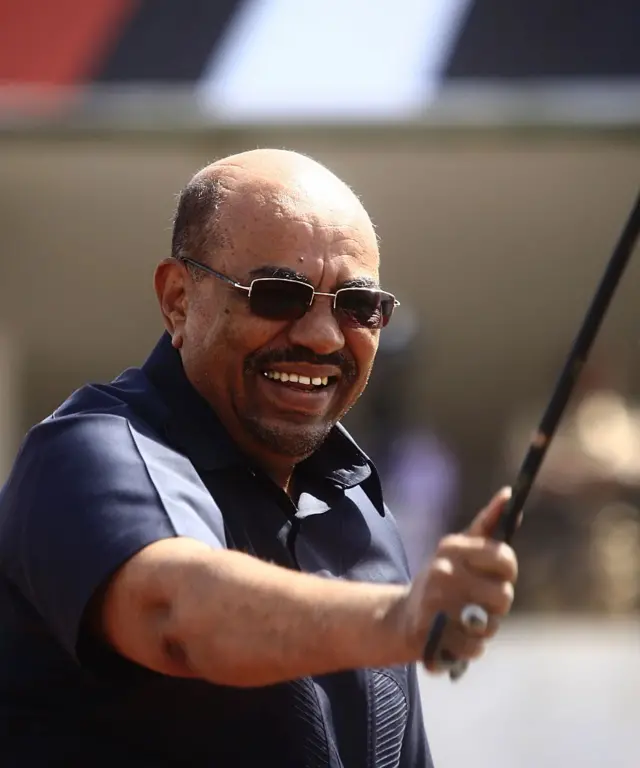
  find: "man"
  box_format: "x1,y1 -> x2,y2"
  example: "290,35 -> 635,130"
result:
0,149 -> 517,766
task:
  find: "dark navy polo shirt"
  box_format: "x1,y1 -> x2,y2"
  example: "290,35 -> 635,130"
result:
0,334 -> 433,768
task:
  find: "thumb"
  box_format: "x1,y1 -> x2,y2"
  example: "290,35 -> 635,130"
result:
467,486 -> 513,537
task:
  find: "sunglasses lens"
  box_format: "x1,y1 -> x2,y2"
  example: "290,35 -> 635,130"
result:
336,289 -> 396,329
249,279 -> 313,321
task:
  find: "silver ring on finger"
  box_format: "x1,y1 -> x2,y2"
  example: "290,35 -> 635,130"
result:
460,603 -> 489,633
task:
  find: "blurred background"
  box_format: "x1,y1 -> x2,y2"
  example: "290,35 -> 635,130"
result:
0,0 -> 639,765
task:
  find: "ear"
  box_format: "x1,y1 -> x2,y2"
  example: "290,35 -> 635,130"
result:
154,259 -> 189,349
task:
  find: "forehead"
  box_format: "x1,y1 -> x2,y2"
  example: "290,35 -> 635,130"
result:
216,185 -> 379,284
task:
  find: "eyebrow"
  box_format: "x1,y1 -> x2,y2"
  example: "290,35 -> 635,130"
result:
246,265 -> 380,291
338,276 -> 380,290
246,265 -> 313,284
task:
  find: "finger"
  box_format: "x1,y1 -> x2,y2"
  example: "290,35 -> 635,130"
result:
463,578 -> 515,617
424,626 -> 486,673
426,649 -> 457,675
427,554 -> 515,616
432,565 -> 515,617
462,539 -> 518,583
467,486 -> 512,538
438,535 -> 518,581
457,609 -> 500,639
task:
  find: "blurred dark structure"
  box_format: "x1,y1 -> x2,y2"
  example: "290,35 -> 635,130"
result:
500,349 -> 640,614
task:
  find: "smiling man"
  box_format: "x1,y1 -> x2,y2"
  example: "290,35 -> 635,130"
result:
0,150 -> 517,767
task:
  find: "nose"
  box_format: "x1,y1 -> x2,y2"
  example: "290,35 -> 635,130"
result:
287,297 -> 345,355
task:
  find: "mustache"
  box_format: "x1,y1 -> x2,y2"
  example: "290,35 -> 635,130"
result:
245,346 -> 358,381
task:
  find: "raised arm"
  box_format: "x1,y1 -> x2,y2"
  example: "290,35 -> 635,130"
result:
1,415 -> 517,689
96,489 -> 516,686
95,537 -> 409,686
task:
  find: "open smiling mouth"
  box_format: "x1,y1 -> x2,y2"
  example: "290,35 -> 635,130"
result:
261,370 -> 339,391
256,368 -> 342,416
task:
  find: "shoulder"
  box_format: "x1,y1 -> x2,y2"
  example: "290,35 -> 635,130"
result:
1,369 -> 185,531
0,412 -> 170,546
8,413 -> 163,495
7,363 -> 170,481
0,380 -> 227,580
51,362 -> 168,426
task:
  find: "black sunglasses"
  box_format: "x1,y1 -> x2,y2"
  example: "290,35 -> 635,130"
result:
178,256 -> 400,330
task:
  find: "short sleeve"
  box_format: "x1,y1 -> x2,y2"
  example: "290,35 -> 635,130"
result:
0,413 -> 227,661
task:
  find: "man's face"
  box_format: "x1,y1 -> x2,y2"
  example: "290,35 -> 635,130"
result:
164,179 -> 383,465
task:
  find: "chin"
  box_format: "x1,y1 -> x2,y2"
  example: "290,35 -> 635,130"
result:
242,415 -> 334,459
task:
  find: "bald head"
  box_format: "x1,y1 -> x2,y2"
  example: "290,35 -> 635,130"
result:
171,149 -> 377,266
197,148 -> 362,204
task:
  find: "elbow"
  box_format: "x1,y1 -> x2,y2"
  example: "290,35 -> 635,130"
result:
160,621 -> 278,689
158,633 -> 200,679
157,612 -> 241,686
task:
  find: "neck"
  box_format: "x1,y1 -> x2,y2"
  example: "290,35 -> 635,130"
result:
268,467 -> 295,496
249,455 -> 294,494
226,429 -> 298,494
242,443 -> 303,498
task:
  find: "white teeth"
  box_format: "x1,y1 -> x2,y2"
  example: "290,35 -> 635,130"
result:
263,370 -> 332,387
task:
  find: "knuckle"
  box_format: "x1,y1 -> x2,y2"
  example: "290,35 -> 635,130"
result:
438,533 -> 463,553
511,555 -> 519,582
430,557 -> 454,578
495,582 -> 515,614
498,544 -> 519,581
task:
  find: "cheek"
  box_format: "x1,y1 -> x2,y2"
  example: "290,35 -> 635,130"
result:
347,329 -> 379,382
189,305 -> 287,380
219,315 -> 291,367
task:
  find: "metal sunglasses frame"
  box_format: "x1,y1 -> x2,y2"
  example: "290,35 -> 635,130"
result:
177,255 -> 400,323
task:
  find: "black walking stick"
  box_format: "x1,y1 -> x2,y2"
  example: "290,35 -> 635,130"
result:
423,189 -> 640,681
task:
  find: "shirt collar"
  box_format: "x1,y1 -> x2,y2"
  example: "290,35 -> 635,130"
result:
141,333 -> 373,490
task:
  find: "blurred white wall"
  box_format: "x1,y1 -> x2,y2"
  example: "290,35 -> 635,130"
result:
419,617 -> 640,768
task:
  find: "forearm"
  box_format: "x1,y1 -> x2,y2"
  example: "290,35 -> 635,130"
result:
165,547 -> 412,687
